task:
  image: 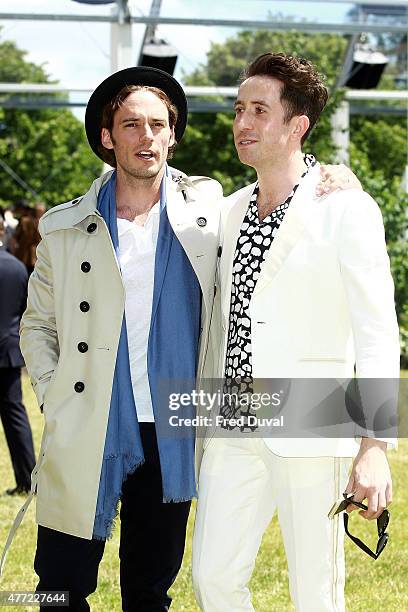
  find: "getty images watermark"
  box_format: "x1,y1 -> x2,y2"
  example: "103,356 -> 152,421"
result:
168,389 -> 285,429
156,378 -> 401,439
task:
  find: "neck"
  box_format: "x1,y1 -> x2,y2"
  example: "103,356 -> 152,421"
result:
256,149 -> 306,221
115,166 -> 165,221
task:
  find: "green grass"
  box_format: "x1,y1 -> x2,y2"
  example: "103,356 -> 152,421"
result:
0,372 -> 407,611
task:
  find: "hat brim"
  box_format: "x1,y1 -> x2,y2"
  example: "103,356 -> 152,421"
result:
85,66 -> 188,162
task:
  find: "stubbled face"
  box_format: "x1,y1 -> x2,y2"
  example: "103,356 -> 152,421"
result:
101,90 -> 175,180
233,75 -> 298,172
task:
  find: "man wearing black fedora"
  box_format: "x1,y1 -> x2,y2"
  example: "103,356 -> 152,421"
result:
1,65 -> 359,610
1,66 -> 223,611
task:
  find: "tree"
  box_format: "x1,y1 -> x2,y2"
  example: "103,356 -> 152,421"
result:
350,116 -> 407,183
185,29 -> 347,87
0,40 -> 51,84
0,33 -> 102,208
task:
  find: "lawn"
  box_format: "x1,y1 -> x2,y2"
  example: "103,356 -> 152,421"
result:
0,372 -> 407,611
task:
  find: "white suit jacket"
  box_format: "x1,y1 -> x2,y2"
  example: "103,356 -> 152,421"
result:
213,162 -> 399,458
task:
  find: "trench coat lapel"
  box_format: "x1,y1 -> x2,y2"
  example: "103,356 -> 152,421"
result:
166,176 -> 219,315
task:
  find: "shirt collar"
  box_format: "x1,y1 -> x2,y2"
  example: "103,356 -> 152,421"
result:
117,201 -> 160,237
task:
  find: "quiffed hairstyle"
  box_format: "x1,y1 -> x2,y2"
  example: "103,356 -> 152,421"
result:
241,53 -> 328,143
98,85 -> 178,167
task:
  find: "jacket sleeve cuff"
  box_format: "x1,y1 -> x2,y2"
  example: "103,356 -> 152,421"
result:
355,434 -> 398,451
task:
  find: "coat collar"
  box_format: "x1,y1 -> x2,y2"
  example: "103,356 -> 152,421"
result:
71,170 -> 114,226
43,168 -> 191,235
40,171 -> 112,235
72,167 -> 194,225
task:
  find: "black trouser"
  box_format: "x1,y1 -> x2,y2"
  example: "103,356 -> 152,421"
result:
34,424 -> 191,611
0,366 -> 36,489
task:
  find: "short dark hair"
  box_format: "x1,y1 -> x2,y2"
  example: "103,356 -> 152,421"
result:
98,85 -> 179,167
241,53 -> 328,143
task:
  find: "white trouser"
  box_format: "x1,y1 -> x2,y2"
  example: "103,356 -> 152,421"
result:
192,437 -> 352,612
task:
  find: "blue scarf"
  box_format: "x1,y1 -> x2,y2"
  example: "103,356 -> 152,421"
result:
93,169 -> 199,539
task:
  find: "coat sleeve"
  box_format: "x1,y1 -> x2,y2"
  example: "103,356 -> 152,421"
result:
336,189 -> 400,445
337,190 -> 400,377
20,222 -> 59,410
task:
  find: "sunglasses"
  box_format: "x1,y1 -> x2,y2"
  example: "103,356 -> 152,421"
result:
328,493 -> 389,560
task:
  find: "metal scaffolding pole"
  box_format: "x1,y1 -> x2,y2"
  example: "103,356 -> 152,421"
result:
1,83 -> 406,100
110,0 -> 132,72
139,0 -> 163,51
0,13 -> 406,34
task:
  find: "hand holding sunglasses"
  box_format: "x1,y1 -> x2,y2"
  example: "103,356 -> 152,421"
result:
328,493 -> 390,560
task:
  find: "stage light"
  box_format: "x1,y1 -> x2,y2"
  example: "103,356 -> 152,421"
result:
139,39 -> 178,75
344,49 -> 389,89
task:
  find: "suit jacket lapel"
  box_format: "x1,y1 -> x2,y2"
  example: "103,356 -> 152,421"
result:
252,164 -> 321,297
220,184 -> 255,318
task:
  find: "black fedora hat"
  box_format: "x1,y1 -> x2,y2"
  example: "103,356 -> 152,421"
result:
85,66 -> 188,161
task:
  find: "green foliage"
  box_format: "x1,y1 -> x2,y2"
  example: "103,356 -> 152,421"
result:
0,107 -> 103,206
0,32 -> 102,208
350,116 -> 407,182
400,328 -> 408,369
184,29 -> 348,87
0,39 -> 51,84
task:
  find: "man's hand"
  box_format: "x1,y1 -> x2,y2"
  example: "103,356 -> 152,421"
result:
344,438 -> 392,520
316,163 -> 362,196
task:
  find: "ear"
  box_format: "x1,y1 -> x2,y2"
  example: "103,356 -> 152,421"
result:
292,115 -> 310,142
169,126 -> 176,148
101,128 -> 114,150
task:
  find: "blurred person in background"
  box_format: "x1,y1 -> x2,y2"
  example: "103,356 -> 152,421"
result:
12,205 -> 42,276
34,202 -> 46,221
0,218 -> 36,496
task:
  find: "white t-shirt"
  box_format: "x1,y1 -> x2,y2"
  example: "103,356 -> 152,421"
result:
117,202 -> 160,422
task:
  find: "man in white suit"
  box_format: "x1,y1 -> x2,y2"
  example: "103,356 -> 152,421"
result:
192,53 -> 400,611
